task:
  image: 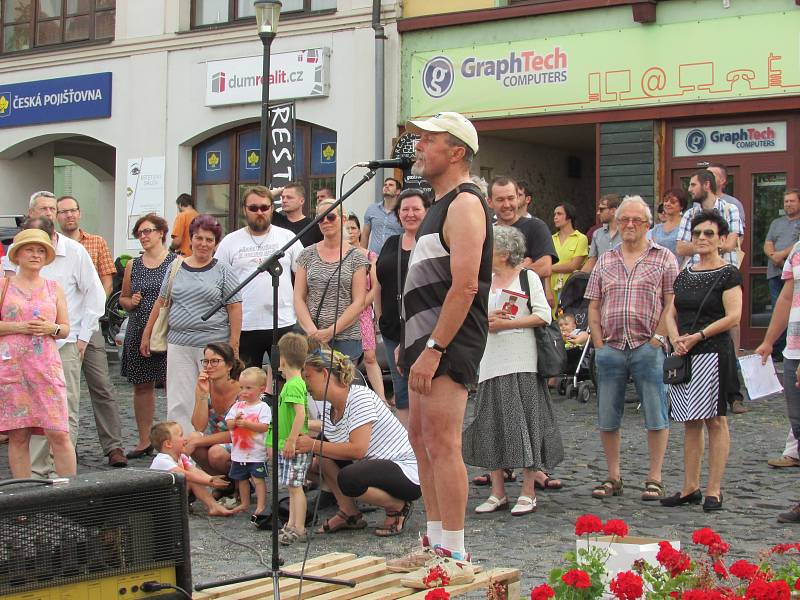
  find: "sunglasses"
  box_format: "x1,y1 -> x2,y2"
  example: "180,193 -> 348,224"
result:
692,228 -> 718,239
246,204 -> 272,213
319,213 -> 338,222
136,228 -> 158,237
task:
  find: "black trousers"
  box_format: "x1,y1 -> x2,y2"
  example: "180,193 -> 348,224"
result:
239,325 -> 296,369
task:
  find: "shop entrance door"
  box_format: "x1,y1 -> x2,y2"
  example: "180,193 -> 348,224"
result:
670,157 -> 794,348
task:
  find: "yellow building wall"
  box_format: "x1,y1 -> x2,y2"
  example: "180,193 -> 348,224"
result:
402,0 -> 499,18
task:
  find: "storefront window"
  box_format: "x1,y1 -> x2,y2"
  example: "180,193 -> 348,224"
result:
1,0 -> 114,54
192,121 -> 337,235
751,173 -> 787,267
192,0 -> 335,27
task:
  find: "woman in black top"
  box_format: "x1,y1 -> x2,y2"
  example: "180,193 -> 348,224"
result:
662,210 -> 742,512
374,189 -> 430,427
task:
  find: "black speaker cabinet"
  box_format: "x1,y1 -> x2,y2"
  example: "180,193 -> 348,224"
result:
0,470 -> 191,599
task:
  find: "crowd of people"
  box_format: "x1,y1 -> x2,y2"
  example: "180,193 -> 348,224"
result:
3,110 -> 800,592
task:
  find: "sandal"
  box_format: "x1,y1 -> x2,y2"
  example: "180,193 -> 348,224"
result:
534,475 -> 563,491
316,510 -> 367,534
592,478 -> 623,499
279,526 -> 308,545
472,469 -> 516,486
641,479 -> 665,501
375,502 -> 413,537
474,495 -> 509,514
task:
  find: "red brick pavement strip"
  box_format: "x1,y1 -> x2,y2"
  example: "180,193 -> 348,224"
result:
1,369 -> 797,598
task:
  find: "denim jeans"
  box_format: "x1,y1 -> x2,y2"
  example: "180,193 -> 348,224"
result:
382,337 -> 409,409
769,276 -> 787,356
594,342 -> 669,431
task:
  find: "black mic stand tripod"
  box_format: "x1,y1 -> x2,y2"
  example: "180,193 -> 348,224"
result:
195,168 -> 378,599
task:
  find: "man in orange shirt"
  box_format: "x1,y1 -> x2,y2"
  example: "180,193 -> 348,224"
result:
170,193 -> 198,256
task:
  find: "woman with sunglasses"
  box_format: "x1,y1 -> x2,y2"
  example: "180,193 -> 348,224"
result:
141,215 -> 242,436
661,210 -> 742,512
294,200 -> 369,360
120,213 -> 177,458
184,342 -> 244,480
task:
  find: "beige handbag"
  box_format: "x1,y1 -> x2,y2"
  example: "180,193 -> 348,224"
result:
149,257 -> 183,353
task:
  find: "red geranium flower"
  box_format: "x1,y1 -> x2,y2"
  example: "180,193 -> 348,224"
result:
681,591 -> 708,600
531,583 -> 555,600
422,565 -> 450,589
692,527 -> 722,547
794,578 -> 800,591
656,541 -> 691,577
562,569 -> 592,589
745,576 -> 791,600
707,541 -> 730,558
769,543 -> 800,554
575,514 -> 604,536
729,560 -> 759,580
603,519 -> 629,539
425,589 -> 450,600
609,570 -> 643,600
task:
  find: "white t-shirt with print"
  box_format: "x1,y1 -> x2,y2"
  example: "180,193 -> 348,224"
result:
214,225 -> 303,330
150,452 -> 194,472
224,400 -> 272,463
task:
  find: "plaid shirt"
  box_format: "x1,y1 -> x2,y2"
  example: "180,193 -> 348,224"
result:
78,230 -> 115,278
585,241 -> 679,350
677,199 -> 743,266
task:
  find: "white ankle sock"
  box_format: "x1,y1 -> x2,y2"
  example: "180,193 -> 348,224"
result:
441,529 -> 465,555
426,521 -> 442,547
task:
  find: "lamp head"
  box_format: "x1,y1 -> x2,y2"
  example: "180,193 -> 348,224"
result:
254,0 -> 282,38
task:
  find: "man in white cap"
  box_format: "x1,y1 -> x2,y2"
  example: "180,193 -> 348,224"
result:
390,112 -> 491,589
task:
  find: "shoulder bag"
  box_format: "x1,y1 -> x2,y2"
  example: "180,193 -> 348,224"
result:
663,267 -> 726,385
519,269 -> 567,378
312,247 -> 358,328
149,257 -> 184,353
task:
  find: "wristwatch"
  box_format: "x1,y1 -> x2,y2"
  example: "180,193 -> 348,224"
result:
425,337 -> 447,354
51,324 -> 61,338
652,334 -> 667,347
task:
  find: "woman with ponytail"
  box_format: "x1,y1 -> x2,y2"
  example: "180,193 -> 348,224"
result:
185,342 -> 244,477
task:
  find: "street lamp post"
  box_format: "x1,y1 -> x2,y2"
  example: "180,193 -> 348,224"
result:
255,0 -> 282,187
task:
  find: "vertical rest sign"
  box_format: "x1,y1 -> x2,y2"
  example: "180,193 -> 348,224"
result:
269,102 -> 295,189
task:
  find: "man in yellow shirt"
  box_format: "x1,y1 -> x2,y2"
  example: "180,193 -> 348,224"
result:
170,193 -> 198,256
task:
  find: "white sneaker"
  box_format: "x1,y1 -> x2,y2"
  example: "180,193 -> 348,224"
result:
400,547 -> 475,589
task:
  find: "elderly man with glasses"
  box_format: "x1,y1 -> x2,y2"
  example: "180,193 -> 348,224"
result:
585,195 -> 679,503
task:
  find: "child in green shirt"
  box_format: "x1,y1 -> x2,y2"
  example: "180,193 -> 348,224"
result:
268,333 -> 311,545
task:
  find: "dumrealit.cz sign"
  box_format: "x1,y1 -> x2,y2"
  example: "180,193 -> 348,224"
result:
674,122 -> 787,157
0,72 -> 112,128
205,49 -> 330,107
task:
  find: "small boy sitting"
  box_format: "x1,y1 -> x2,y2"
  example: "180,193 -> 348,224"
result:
225,367 -> 272,520
269,333 -> 311,546
558,313 -> 589,349
149,421 -> 234,517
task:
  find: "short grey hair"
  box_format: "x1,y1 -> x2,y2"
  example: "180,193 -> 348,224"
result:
493,225 -> 526,267
470,174 -> 488,196
446,134 -> 474,165
29,190 -> 56,210
615,195 -> 653,225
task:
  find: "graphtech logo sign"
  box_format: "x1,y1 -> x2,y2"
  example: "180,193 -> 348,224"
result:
685,129 -> 706,154
422,56 -> 454,98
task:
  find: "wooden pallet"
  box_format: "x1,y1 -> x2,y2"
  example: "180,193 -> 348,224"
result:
193,552 -> 521,599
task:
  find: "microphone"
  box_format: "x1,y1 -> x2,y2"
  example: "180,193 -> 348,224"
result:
356,157 -> 415,170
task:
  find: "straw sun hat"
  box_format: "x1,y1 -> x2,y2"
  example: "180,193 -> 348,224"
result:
8,229 -> 56,266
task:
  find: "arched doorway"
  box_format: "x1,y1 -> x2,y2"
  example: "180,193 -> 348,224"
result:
192,121 -> 337,234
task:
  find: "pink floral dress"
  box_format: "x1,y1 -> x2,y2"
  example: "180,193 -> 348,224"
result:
358,250 -> 377,351
0,278 -> 68,434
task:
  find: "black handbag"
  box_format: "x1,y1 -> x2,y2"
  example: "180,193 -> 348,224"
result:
519,270 -> 567,378
663,268 -> 726,385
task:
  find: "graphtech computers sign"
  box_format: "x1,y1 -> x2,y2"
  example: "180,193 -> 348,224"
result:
406,10 -> 800,120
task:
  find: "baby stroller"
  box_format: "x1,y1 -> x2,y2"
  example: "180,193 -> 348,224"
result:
554,272 -> 596,403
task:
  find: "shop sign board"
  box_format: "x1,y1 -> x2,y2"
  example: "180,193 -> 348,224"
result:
206,49 -> 329,107
674,122 -> 787,157
126,157 -> 166,249
406,11 -> 800,120
0,73 -> 112,128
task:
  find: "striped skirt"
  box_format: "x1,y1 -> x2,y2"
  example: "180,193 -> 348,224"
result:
668,352 -> 729,421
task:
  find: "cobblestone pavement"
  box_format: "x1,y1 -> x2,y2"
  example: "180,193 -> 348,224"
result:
1,356 -> 798,598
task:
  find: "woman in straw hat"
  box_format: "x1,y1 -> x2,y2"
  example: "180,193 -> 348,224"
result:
0,229 -> 74,477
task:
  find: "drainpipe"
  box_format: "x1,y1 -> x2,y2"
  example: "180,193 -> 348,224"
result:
372,0 -> 386,202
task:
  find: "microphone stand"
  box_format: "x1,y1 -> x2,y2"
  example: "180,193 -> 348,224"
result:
195,169 -> 377,598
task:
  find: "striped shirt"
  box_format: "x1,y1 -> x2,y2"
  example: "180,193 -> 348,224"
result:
401,183 -> 492,387
781,241 -> 800,360
585,241 -> 679,350
677,199 -> 743,266
159,259 -> 242,347
322,386 -> 419,484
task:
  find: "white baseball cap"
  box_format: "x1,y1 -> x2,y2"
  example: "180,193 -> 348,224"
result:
406,112 -> 479,154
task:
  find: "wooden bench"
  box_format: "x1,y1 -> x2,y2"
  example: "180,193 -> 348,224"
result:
193,552 -> 521,599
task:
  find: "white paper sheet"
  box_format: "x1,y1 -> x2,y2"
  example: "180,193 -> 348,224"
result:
738,354 -> 784,400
